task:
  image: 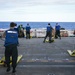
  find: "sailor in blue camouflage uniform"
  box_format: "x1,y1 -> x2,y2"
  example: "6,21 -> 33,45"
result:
43,23 -> 53,43
2,22 -> 18,73
26,23 -> 31,39
55,23 -> 61,39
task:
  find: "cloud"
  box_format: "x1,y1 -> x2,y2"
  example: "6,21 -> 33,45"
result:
0,0 -> 75,22
0,0 -> 75,11
0,0 -> 75,8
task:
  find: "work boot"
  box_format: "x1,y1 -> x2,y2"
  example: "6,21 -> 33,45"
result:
12,67 -> 16,73
6,67 -> 11,72
12,69 -> 16,73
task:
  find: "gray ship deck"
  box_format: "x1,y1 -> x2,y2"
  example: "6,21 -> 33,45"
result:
0,37 -> 75,75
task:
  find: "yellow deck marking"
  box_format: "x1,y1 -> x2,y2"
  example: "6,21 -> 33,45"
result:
67,50 -> 75,56
0,55 -> 23,66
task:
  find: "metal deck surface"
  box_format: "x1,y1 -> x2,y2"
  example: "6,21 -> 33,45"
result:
0,37 -> 75,75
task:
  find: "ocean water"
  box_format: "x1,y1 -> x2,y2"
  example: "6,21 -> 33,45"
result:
0,22 -> 75,30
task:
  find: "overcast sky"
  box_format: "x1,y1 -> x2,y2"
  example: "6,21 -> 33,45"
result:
0,0 -> 75,22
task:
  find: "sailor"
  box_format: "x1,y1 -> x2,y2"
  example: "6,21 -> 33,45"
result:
25,23 -> 31,39
55,23 -> 61,39
43,23 -> 53,43
2,22 -> 18,73
73,30 -> 75,35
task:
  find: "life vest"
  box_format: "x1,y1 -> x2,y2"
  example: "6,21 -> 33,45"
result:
4,29 -> 18,46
